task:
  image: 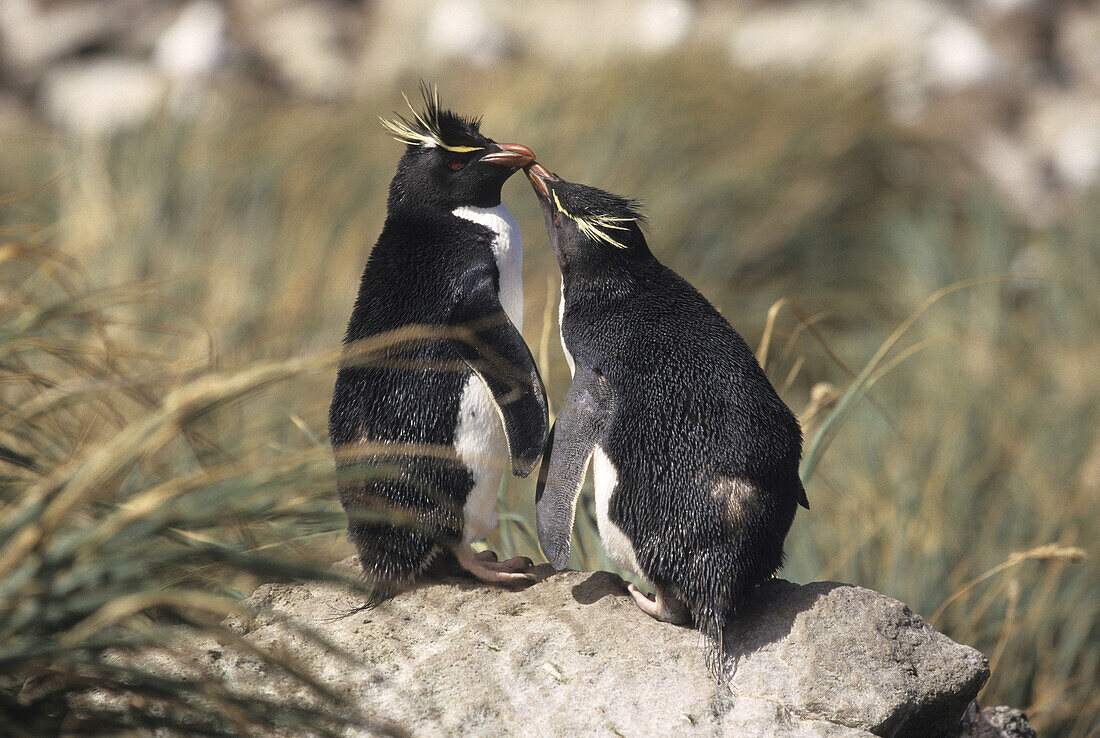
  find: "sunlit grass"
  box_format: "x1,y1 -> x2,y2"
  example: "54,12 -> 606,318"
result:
0,246 -> 382,732
0,56 -> 1096,735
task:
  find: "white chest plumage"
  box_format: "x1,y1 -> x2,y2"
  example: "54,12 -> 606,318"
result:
592,445 -> 645,581
451,203 -> 524,543
453,373 -> 505,543
452,204 -> 524,329
560,283 -> 638,577
559,278 -> 575,377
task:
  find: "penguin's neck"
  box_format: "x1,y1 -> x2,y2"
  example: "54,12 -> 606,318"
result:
560,259 -> 648,309
452,204 -> 524,330
558,264 -> 643,378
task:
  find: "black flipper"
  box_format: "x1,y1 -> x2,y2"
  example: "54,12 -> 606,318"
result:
534,365 -> 615,570
450,266 -> 549,478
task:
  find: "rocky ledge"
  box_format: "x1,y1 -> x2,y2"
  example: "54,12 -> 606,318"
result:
179,558 -> 1033,737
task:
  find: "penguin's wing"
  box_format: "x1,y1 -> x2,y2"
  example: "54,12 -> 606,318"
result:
534,365 -> 615,570
450,268 -> 549,478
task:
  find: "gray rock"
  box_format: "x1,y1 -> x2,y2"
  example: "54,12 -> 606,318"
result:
234,0 -> 359,100
725,579 -> 989,737
38,58 -> 166,136
423,0 -> 514,67
180,558 -> 989,737
0,0 -> 146,87
957,701 -> 1038,738
154,1 -> 228,84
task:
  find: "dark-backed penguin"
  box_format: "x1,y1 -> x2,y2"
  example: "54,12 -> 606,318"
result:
328,85 -> 549,602
526,164 -> 808,671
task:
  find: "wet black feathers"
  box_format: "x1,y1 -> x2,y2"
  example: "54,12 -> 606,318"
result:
543,173 -> 806,677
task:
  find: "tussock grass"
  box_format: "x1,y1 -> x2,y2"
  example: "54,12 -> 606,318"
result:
0,56 -> 1096,735
0,245 -> 386,733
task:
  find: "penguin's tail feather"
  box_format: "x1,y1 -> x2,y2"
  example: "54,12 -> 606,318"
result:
695,605 -> 728,681
347,521 -> 447,605
339,469 -> 464,605
362,579 -> 402,609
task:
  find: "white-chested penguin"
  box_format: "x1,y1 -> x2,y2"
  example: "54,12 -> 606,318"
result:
328,85 -> 549,602
526,164 -> 809,672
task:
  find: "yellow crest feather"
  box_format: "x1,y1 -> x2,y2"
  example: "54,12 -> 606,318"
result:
379,85 -> 484,153
552,191 -> 633,249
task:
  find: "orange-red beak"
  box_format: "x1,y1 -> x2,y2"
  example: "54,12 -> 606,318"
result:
525,162 -> 558,197
481,143 -> 536,168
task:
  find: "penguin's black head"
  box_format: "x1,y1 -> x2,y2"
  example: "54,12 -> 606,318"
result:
525,164 -> 648,267
381,83 -> 534,212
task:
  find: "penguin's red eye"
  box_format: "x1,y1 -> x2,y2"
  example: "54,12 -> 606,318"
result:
448,160 -> 463,170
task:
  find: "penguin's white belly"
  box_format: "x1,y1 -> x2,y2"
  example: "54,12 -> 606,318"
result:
451,203 -> 524,543
592,445 -> 645,581
455,373 -> 508,544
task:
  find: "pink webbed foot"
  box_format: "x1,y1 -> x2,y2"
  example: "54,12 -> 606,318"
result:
456,545 -> 535,585
628,583 -> 692,625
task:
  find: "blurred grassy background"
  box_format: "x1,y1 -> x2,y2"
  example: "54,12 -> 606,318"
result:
1,56 -> 1096,734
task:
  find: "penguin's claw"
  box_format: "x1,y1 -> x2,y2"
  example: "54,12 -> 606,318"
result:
627,583 -> 692,625
479,569 -> 537,585
455,547 -> 536,586
489,556 -> 534,573
473,550 -> 533,572
465,563 -> 536,585
627,583 -> 660,617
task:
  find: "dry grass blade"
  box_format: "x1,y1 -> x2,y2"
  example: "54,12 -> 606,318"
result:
0,245 -> 400,732
800,276 -> 1013,483
930,545 -> 1087,624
